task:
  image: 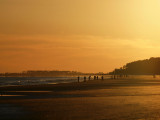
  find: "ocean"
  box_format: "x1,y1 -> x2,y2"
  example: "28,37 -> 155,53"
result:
0,75 -> 111,86
0,77 -> 79,86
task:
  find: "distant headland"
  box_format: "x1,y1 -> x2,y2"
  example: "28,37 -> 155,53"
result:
109,57 -> 160,75
0,70 -> 105,77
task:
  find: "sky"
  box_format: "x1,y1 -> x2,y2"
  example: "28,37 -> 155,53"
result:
1,0 -> 160,73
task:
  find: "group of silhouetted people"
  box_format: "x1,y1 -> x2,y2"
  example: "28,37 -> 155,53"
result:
111,74 -> 129,79
77,75 -> 104,82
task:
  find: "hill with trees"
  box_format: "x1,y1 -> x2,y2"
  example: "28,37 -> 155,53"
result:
109,57 -> 160,75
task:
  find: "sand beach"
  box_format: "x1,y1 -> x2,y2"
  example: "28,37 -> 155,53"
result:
1,76 -> 160,120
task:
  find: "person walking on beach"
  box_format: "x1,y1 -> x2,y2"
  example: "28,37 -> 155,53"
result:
101,76 -> 104,80
94,76 -> 96,80
78,76 -> 80,82
84,76 -> 86,82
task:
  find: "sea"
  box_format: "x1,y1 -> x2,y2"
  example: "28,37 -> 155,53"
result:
0,75 -> 111,86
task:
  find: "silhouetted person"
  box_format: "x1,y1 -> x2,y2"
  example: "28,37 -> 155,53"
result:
101,76 -> 104,80
78,76 -> 80,82
84,76 -> 86,82
94,76 -> 96,80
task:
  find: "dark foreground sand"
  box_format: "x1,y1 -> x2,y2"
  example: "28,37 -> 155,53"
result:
1,76 -> 160,120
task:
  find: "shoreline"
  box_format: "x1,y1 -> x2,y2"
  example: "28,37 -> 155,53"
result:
0,76 -> 159,90
0,75 -> 110,87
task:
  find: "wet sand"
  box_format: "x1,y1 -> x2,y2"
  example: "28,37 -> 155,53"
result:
1,77 -> 160,120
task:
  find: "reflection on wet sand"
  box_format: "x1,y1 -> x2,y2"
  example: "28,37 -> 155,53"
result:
1,76 -> 160,120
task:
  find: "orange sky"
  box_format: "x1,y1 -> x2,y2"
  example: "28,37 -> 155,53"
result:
1,0 -> 160,73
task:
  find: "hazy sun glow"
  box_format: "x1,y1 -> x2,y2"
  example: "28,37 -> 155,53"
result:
1,0 -> 160,73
